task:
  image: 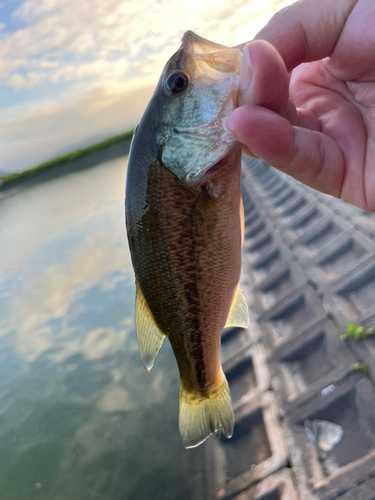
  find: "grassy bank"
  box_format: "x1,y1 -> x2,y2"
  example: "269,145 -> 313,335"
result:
0,129 -> 134,190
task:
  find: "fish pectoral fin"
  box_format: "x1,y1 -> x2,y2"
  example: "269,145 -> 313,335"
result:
224,285 -> 250,329
135,284 -> 165,372
179,373 -> 233,449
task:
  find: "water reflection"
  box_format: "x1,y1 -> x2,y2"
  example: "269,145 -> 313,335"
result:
0,157 -> 201,500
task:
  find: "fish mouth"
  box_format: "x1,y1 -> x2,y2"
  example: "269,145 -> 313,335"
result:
182,31 -> 231,54
182,31 -> 241,74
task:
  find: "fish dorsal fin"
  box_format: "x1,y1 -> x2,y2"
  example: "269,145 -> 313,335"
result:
224,285 -> 250,329
135,284 -> 165,372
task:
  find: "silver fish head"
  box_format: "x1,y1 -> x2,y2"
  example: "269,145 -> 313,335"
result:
132,31 -> 242,184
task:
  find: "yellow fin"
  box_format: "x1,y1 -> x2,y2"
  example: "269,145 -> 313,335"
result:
224,285 -> 250,329
135,284 -> 165,372
179,373 -> 233,448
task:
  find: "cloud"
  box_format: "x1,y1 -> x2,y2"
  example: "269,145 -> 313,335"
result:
0,82 -> 154,172
1,0 -> 296,90
97,386 -> 136,412
1,0 -> 182,89
82,328 -> 128,360
0,0 -> 296,172
1,156 -> 136,362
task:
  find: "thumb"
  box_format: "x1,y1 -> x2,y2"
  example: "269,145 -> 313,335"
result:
226,40 -> 298,157
237,40 -> 291,118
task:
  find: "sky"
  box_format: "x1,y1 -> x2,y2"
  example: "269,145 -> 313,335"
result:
0,0 -> 296,174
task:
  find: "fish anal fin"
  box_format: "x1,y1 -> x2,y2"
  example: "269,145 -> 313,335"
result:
135,284 -> 165,372
224,284 -> 250,329
179,373 -> 233,448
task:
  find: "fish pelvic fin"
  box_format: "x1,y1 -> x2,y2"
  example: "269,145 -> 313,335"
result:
135,283 -> 165,372
224,284 -> 250,329
179,373 -> 234,449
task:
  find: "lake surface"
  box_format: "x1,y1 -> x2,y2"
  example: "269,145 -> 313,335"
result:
0,157 -> 202,500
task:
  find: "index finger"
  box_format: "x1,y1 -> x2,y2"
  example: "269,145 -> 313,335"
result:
239,0 -> 358,72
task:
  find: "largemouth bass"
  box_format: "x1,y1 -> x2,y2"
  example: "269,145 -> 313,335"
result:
125,31 -> 249,448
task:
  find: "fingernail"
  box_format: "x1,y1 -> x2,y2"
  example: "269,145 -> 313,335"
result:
222,116 -> 237,138
239,43 -> 253,93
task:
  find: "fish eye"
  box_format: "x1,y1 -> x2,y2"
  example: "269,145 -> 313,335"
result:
166,72 -> 189,94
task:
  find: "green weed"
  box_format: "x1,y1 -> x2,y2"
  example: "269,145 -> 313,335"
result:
351,362 -> 370,375
337,323 -> 375,341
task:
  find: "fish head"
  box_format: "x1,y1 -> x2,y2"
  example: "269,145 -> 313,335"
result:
133,31 -> 242,185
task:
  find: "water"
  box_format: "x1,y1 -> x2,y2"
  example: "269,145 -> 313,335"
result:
0,157 -> 202,500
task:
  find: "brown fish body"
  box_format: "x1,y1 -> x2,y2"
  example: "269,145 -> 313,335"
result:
127,146 -> 242,395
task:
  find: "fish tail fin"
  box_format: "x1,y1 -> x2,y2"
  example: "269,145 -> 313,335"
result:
179,373 -> 233,449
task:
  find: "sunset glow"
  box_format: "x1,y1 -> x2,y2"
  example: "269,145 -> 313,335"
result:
0,0 -> 296,173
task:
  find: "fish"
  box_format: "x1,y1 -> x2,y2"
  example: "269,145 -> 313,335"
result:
125,31 -> 249,448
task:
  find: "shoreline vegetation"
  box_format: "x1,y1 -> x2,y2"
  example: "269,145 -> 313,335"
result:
0,129 -> 134,193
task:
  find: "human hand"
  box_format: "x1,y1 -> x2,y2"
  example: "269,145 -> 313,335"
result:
226,0 -> 375,211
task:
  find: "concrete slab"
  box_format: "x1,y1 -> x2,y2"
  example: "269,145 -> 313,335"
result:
303,232 -> 375,289
243,234 -> 292,286
281,203 -> 332,246
284,373 -> 375,500
221,327 -> 254,365
291,216 -> 354,262
269,318 -> 356,415
258,285 -> 328,352
204,392 -> 288,500
322,256 -> 375,326
231,469 -> 300,500
252,261 -> 306,312
223,343 -> 270,410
